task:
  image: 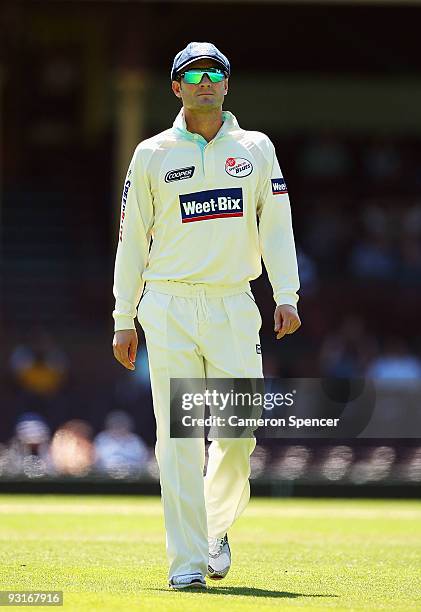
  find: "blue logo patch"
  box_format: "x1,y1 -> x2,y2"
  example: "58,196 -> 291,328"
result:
271,178 -> 288,195
179,188 -> 243,223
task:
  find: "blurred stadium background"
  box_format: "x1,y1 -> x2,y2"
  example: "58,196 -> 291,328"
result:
1,0 -> 421,496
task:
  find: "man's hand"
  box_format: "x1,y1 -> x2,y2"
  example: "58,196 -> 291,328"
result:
112,329 -> 138,370
274,305 -> 301,340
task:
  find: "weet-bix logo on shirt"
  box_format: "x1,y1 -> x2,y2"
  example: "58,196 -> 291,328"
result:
179,188 -> 243,223
271,178 -> 288,195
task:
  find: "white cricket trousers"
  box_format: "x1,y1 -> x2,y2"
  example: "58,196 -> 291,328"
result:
137,279 -> 263,581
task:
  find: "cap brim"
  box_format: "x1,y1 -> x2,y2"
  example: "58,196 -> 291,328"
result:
174,56 -> 228,77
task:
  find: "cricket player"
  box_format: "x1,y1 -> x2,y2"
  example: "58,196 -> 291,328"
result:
112,42 -> 301,590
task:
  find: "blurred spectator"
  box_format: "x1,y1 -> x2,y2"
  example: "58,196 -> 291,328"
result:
361,202 -> 390,236
114,345 -> 151,404
109,346 -> 156,447
399,234 -> 421,285
362,137 -> 403,183
361,198 -> 410,244
402,202 -> 421,236
350,230 -> 398,280
298,133 -> 353,179
302,198 -> 351,270
297,247 -> 318,295
320,316 -> 377,377
10,327 -> 68,398
2,412 -> 52,478
94,410 -> 149,478
131,346 -> 151,387
0,444 -> 7,476
367,337 -> 421,388
50,419 -> 94,476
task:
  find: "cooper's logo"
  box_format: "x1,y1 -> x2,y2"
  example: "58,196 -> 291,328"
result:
271,178 -> 288,195
165,166 -> 195,182
179,188 -> 243,223
119,179 -> 131,241
225,157 -> 253,178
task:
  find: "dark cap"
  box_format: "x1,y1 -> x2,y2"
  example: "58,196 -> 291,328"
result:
171,42 -> 230,81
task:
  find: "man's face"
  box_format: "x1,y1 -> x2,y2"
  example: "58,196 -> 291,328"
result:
171,58 -> 229,112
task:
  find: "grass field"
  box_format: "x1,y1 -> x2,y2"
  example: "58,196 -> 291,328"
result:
0,495 -> 420,611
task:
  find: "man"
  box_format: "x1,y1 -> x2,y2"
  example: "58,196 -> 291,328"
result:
112,42 -> 301,590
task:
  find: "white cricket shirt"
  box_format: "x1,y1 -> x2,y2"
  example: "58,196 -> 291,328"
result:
113,108 -> 300,331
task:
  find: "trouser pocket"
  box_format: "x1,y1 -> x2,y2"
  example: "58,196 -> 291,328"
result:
244,291 -> 262,329
137,288 -> 151,322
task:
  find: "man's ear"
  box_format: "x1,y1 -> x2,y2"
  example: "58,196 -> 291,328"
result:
171,80 -> 182,99
224,78 -> 229,96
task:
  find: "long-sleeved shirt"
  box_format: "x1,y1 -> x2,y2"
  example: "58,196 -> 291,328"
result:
113,107 -> 300,331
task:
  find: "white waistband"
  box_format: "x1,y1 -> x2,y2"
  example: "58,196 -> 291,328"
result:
144,280 -> 251,298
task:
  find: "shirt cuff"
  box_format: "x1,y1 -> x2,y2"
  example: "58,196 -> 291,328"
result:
113,315 -> 136,332
274,292 -> 299,308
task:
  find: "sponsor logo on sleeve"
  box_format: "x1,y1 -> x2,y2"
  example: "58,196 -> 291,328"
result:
119,179 -> 131,241
225,157 -> 253,178
271,178 -> 288,195
165,166 -> 195,182
179,188 -> 243,223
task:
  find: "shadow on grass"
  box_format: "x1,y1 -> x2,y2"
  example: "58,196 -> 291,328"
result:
207,587 -> 338,598
147,586 -> 339,598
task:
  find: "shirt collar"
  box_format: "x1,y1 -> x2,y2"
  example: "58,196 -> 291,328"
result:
172,107 -> 240,141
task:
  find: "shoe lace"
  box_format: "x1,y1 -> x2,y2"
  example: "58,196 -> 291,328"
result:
208,536 -> 225,556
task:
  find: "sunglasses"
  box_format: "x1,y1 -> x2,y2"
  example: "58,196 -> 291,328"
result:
177,67 -> 227,84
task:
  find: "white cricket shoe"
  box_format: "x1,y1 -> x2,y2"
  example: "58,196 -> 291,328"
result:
168,572 -> 207,590
207,534 -> 231,580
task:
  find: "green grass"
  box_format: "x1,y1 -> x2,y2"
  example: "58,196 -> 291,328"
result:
0,495 -> 420,611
